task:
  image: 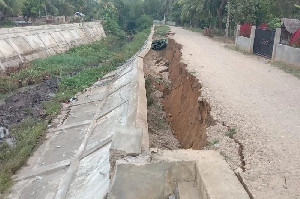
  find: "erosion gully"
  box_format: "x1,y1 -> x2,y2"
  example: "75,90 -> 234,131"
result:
144,38 -> 214,150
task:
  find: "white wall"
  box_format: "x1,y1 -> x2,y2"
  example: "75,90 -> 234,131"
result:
236,36 -> 251,53
274,44 -> 300,67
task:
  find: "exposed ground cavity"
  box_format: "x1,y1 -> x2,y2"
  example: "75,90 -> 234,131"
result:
144,49 -> 181,150
144,38 -> 214,150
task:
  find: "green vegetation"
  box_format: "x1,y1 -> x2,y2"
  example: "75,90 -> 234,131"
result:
272,61 -> 300,79
170,0 -> 299,33
224,44 -> 252,55
0,119 -> 47,193
208,139 -> 219,146
220,151 -> 231,160
225,128 -> 237,137
145,78 -> 154,107
184,27 -> 203,33
154,25 -> 170,39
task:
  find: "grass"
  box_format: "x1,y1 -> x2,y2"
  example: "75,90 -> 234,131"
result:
0,119 -> 47,193
224,44 -> 252,55
145,78 -> 154,107
225,128 -> 237,138
184,27 -> 203,33
208,139 -> 219,146
154,25 -> 170,39
225,45 -> 300,79
0,28 -> 151,193
220,151 -> 231,160
271,61 -> 300,79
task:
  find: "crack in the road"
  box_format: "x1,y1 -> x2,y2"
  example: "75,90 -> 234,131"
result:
220,121 -> 246,172
219,121 -> 253,198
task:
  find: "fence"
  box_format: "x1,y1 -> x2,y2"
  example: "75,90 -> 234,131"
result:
235,25 -> 300,67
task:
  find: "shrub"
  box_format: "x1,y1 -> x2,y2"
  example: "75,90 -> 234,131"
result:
289,29 -> 300,48
136,15 -> 153,31
268,18 -> 281,29
240,23 -> 252,38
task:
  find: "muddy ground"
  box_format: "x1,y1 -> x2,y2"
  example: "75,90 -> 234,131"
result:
144,38 -> 214,150
0,79 -> 58,128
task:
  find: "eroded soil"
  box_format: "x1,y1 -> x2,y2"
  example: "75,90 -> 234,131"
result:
144,48 -> 181,150
144,38 -> 214,150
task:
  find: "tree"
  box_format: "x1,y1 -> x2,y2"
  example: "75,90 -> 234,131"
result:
22,0 -> 45,18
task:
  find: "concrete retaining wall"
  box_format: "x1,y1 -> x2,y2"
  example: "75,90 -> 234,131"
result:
274,44 -> 300,67
0,22 -> 105,71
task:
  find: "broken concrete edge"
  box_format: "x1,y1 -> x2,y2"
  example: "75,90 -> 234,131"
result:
135,26 -> 155,154
151,149 -> 250,199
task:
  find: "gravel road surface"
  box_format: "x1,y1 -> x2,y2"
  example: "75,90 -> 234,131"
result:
170,26 -> 300,199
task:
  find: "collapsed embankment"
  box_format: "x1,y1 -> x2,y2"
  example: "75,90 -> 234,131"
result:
144,38 -> 214,150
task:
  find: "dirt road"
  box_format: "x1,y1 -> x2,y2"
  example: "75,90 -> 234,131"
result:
170,27 -> 300,199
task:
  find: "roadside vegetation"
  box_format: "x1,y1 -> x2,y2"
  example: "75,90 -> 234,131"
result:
154,25 -> 170,39
0,1 -> 152,193
271,61 -> 300,79
224,44 -> 300,79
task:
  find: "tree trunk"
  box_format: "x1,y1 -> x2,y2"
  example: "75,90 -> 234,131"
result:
217,0 -> 227,29
225,0 -> 230,37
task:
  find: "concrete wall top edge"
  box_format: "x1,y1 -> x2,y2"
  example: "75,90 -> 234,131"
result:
0,22 -> 100,36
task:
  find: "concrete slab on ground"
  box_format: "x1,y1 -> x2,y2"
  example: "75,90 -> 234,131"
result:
152,150 -> 250,199
109,161 -> 196,199
111,126 -> 143,155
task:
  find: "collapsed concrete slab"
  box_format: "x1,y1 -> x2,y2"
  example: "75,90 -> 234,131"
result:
108,150 -> 250,199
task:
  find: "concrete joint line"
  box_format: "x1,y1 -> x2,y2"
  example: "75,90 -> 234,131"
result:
107,81 -> 132,98
100,67 -> 134,88
21,36 -> 34,51
56,120 -> 92,131
70,98 -> 104,107
6,39 -> 24,63
49,32 -> 61,50
13,159 -> 71,182
95,101 -> 127,124
80,136 -> 112,160
36,34 -> 47,48
58,32 -> 68,44
54,81 -> 113,199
